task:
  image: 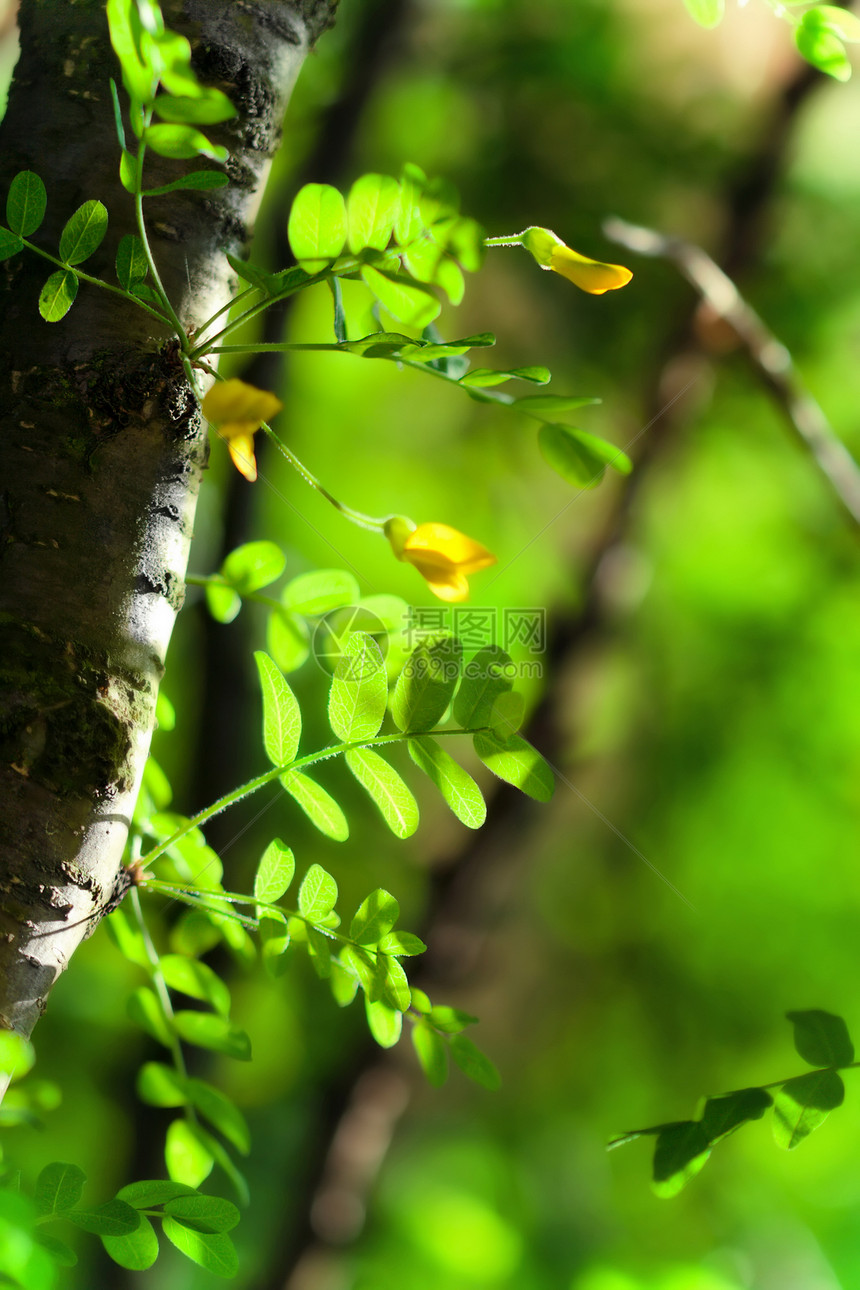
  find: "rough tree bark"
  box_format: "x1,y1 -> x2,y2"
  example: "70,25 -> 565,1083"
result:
0,0 -> 337,1060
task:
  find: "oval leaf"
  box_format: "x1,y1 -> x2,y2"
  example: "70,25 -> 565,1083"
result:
255,650 -> 301,766
59,200 -> 108,265
349,889 -> 400,947
360,263 -> 441,327
172,1012 -> 251,1061
38,270 -> 78,322
102,1215 -> 159,1271
345,747 -> 420,838
773,1069 -> 845,1150
328,633 -> 388,741
408,736 -> 486,828
7,170 -> 47,236
786,1009 -> 855,1068
162,1217 -> 238,1278
288,182 -> 347,272
473,731 -> 554,802
280,770 -> 349,842
253,837 -> 295,903
347,173 -> 400,253
391,635 -> 462,733
222,541 -> 286,594
34,1163 -> 86,1217
298,863 -> 338,922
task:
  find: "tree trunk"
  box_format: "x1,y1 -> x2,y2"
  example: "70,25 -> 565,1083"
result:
0,0 -> 337,1064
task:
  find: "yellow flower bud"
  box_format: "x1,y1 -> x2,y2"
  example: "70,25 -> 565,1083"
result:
201,379 -> 284,482
387,519 -> 496,603
521,226 -> 632,295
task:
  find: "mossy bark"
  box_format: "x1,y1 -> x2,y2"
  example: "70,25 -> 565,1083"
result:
0,0 -> 337,1062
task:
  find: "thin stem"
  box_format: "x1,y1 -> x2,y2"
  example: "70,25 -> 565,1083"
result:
484,235 -> 525,247
185,574 -> 283,613
133,114 -> 189,347
194,282 -> 261,343
262,425 -> 388,531
139,726 -> 487,871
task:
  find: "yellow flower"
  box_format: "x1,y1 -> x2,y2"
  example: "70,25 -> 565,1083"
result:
521,226 -> 632,295
385,517 -> 496,603
201,379 -> 284,482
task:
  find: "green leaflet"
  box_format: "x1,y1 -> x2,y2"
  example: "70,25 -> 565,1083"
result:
365,997 -> 402,1048
159,954 -> 231,1017
137,1062 -> 186,1108
288,183 -> 347,272
34,1163 -> 85,1217
255,651 -> 301,766
127,985 -> 173,1048
773,1069 -> 845,1149
59,200 -> 108,265
38,270 -> 78,322
172,1012 -> 252,1061
6,171 -> 47,237
267,609 -> 310,672
473,731 -> 554,802
165,1120 -> 215,1187
102,1214 -> 159,1271
328,632 -> 387,741
786,1009 -> 855,1068
298,863 -> 338,922
163,1194 -> 239,1234
448,1034 -> 501,1091
283,568 -> 359,615
453,645 -> 514,729
345,748 -> 420,838
391,635 -> 462,732
117,1180 -> 198,1209
153,89 -> 236,124
183,1078 -> 251,1155
222,541 -> 285,593
538,423 -> 632,489
253,837 -> 295,903
412,1022 -> 449,1087
0,228 -> 23,260
162,1217 -> 239,1278
651,1122 -> 712,1197
361,264 -> 441,328
280,770 -> 349,841
144,123 -> 228,161
65,1200 -> 140,1236
347,173 -> 400,254
460,365 -> 550,387
349,889 -> 400,947
408,736 -> 486,829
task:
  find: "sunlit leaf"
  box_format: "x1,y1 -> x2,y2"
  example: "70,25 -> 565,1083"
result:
391,635 -> 462,732
255,650 -> 301,766
253,837 -> 295,903
59,200 -> 108,265
345,748 -> 420,838
281,770 -> 349,841
473,731 -> 554,802
7,170 -> 47,236
288,182 -> 347,272
773,1070 -> 844,1149
408,736 -> 486,828
328,632 -> 387,741
651,1122 -> 711,1196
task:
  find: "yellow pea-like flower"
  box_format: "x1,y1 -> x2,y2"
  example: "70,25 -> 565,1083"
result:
201,379 -> 284,482
521,226 -> 632,295
385,517 -> 496,603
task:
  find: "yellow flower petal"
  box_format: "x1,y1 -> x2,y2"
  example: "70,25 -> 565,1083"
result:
226,432 -> 257,482
402,523 -> 496,575
202,379 -> 283,426
549,245 -> 632,295
420,570 -> 471,603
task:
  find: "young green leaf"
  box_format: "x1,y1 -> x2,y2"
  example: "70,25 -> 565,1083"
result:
106,0 -> 155,101
38,270 -> 78,322
328,632 -> 388,741
59,200 -> 108,265
254,837 -> 295,904
427,1005 -> 478,1034
136,1062 -> 187,1108
267,609 -> 310,673
66,1199 -> 140,1236
142,170 -> 230,196
539,423 -> 631,489
115,234 -> 148,290
222,541 -> 286,593
164,1194 -> 239,1234
682,0 -> 724,28
773,1069 -> 845,1149
408,736 -> 487,829
448,1034 -> 501,1091
162,1217 -> 239,1278
490,690 -> 525,739
102,1214 -> 159,1271
288,182 -> 348,272
7,171 -> 47,236
34,1163 -> 86,1217
127,985 -> 173,1047
515,393 -> 601,415
360,264 -> 441,328
184,1078 -> 251,1156
786,1009 -> 855,1068
345,748 -> 420,838
117,1180 -> 198,1209
153,89 -> 236,124
473,731 -> 554,802
379,953 -> 411,1012
283,568 -> 360,615
347,173 -> 400,253
165,1119 -> 215,1187
349,889 -> 400,947
796,7 -> 852,79
811,5 -> 860,42
0,228 -> 23,260
460,366 -> 550,388
453,645 -> 514,729
255,650 -> 301,766
144,123 -> 229,161
377,929 -> 426,957
330,961 -> 360,1007
365,997 -> 402,1048
259,913 -> 291,977
306,925 -> 334,978
159,954 -> 231,1018
651,1122 -> 712,1196
280,770 -> 349,842
171,1012 -> 251,1061
298,863 -> 338,922
391,635 -> 462,732
412,1021 -> 449,1087
699,1087 -> 773,1142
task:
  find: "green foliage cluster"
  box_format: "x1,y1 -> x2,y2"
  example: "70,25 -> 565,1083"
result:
683,0 -> 860,81
611,1010 -> 856,1195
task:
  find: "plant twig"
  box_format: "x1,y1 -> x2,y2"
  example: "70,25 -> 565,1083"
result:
603,215 -> 860,528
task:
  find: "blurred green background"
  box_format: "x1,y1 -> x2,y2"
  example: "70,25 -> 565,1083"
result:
5,0 -> 860,1286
